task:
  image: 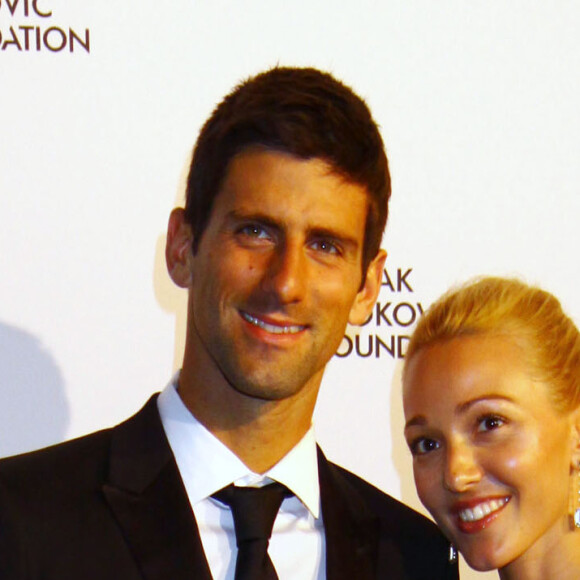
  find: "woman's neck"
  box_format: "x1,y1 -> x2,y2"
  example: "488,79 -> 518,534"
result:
499,528 -> 580,580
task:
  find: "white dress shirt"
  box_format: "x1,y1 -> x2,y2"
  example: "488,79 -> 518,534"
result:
157,375 -> 326,580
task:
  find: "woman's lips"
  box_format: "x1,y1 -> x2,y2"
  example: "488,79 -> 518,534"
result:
454,496 -> 510,533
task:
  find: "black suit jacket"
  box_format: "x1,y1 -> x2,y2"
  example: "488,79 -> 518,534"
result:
0,396 -> 458,579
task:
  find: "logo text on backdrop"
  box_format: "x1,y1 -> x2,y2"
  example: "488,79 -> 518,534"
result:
336,268 -> 422,359
0,0 -> 90,53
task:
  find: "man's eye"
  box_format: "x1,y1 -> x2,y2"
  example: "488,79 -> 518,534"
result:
238,224 -> 270,239
476,415 -> 505,433
410,438 -> 440,456
311,239 -> 340,255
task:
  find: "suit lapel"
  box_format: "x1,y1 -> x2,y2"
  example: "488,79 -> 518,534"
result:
102,396 -> 212,580
318,448 -> 378,580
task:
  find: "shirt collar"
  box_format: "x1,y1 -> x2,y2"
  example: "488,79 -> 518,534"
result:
157,373 -> 321,518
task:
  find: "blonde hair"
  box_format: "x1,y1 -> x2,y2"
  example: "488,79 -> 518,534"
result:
404,277 -> 580,412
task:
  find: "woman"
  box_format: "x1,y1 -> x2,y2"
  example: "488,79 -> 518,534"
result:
402,277 -> 580,579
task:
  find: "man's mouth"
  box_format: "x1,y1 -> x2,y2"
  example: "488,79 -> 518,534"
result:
241,312 -> 306,335
457,497 -> 510,523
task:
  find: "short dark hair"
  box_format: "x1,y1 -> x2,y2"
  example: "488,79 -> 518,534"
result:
184,66 -> 391,273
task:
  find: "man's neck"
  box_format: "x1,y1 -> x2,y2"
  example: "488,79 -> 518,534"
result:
177,366 -> 319,473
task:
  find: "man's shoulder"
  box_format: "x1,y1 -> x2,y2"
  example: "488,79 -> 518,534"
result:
0,427 -> 114,492
326,461 -> 457,579
327,460 -> 444,539
0,398 -> 168,579
0,394 -> 161,492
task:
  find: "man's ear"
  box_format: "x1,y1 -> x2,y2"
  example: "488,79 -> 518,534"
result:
348,249 -> 387,326
165,208 -> 194,289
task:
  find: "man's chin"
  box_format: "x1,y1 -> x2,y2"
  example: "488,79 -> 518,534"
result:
223,364 -> 318,403
229,379 -> 303,402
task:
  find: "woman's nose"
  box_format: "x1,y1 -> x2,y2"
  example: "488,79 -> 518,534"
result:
443,443 -> 483,493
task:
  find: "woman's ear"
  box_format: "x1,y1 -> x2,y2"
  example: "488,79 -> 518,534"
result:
165,208 -> 194,288
569,406 -> 580,470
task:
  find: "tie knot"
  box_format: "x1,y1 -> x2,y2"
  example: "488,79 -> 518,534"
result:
213,483 -> 289,544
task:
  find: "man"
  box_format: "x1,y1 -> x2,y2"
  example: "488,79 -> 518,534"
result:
0,67 -> 458,579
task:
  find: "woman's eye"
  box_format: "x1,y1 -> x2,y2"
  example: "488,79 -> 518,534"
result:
410,438 -> 440,456
477,415 -> 505,433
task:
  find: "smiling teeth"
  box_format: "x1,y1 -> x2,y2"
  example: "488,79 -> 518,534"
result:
242,312 -> 304,334
459,498 -> 509,522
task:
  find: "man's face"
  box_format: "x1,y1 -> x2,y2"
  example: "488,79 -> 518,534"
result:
182,148 -> 384,403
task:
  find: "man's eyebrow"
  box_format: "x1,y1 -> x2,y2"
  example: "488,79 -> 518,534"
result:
307,227 -> 360,250
226,210 -> 281,230
404,416 -> 427,430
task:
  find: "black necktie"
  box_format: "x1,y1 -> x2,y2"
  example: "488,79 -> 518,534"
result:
212,483 -> 289,580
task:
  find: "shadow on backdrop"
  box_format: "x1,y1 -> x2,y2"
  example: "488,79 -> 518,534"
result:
153,153 -> 190,372
389,360 -> 427,517
0,321 -> 69,458
153,232 -> 188,371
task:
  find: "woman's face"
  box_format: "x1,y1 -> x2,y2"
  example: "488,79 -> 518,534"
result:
403,334 -> 579,572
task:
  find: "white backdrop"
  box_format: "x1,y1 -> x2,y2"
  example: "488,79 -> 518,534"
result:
1,3 -> 579,578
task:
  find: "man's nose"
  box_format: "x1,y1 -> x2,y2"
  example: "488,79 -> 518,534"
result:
443,442 -> 483,493
260,242 -> 307,304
